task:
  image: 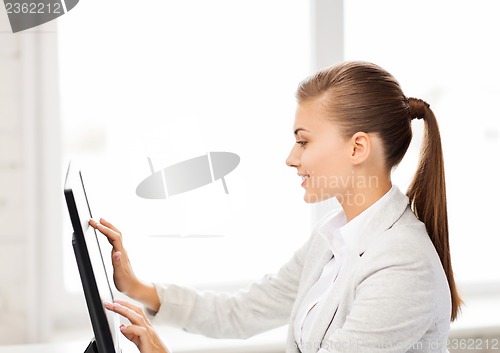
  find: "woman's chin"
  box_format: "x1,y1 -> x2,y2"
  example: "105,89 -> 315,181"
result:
303,190 -> 337,204
303,192 -> 323,204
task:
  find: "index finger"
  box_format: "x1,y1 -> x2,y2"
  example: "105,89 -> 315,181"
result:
104,302 -> 146,327
114,299 -> 150,324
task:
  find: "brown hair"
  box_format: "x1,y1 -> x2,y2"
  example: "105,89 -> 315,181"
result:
296,61 -> 461,321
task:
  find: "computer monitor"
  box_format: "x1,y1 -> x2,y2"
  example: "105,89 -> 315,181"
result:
64,162 -> 121,353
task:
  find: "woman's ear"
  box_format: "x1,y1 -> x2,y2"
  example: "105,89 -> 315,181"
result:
350,132 -> 371,165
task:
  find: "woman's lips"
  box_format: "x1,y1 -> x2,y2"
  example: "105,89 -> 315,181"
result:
300,174 -> 310,187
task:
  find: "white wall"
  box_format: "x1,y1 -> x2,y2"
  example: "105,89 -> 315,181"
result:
0,9 -> 61,345
0,10 -> 30,344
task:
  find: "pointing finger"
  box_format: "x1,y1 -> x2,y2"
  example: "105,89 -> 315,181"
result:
114,299 -> 149,323
89,219 -> 99,228
104,302 -> 146,326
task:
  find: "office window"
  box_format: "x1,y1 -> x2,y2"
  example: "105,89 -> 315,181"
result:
344,0 -> 500,284
58,1 -> 312,293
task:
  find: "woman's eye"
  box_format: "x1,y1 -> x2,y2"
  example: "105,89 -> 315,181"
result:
296,140 -> 307,148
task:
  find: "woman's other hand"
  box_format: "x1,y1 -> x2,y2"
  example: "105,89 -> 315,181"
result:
105,299 -> 171,353
89,218 -> 139,296
89,218 -> 160,312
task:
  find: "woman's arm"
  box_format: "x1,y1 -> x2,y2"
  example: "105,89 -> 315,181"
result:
150,238 -> 311,339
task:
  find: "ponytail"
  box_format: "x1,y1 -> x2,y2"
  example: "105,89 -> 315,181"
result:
406,97 -> 462,321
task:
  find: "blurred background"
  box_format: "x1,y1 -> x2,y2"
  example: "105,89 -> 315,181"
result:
0,0 -> 499,352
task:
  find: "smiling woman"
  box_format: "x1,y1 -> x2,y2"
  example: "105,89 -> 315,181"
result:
89,61 -> 459,353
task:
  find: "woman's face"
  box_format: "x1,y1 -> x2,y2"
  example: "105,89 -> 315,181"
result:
286,98 -> 353,203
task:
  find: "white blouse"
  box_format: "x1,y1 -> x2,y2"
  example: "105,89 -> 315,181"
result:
293,185 -> 397,349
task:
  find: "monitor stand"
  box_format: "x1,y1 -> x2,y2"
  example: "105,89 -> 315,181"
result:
84,339 -> 98,353
83,338 -> 121,353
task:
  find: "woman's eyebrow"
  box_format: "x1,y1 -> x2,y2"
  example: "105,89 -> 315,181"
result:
294,128 -> 311,135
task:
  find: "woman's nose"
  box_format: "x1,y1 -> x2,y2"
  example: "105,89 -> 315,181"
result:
286,147 -> 300,168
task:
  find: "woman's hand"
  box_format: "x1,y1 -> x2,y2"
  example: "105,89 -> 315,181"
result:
89,218 -> 161,312
105,299 -> 171,353
89,218 -> 139,296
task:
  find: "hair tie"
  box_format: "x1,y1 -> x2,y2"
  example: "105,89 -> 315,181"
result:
407,97 -> 429,120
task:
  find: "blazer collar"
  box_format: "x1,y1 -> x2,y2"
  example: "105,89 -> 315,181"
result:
352,184 -> 410,255
317,185 -> 410,257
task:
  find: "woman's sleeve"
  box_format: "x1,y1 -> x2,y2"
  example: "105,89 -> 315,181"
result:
148,239 -> 310,339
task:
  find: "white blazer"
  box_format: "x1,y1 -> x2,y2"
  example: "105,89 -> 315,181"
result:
151,186 -> 452,353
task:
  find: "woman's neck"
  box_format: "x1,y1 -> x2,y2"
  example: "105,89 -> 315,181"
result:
340,179 -> 392,222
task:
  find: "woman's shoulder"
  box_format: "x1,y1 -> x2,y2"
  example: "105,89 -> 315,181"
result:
362,207 -> 441,267
353,207 -> 451,316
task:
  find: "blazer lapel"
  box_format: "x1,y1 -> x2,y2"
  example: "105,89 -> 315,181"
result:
292,246 -> 333,320
302,251 -> 361,353
286,244 -> 333,353
351,186 -> 410,256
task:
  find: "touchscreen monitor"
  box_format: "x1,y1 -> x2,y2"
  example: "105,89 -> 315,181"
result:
64,162 -> 121,353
